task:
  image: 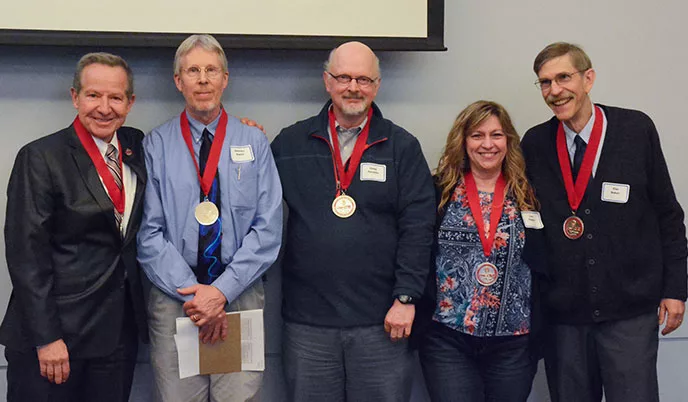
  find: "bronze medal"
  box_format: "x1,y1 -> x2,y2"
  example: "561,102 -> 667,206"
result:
563,215 -> 584,240
475,262 -> 499,287
332,194 -> 356,218
555,106 -> 604,241
195,200 -> 219,226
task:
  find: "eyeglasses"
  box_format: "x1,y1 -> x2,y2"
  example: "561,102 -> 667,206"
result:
534,70 -> 585,91
327,71 -> 379,88
182,65 -> 224,80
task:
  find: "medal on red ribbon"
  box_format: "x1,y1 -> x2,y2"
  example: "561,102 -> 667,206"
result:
556,106 -> 603,240
180,109 -> 228,226
475,262 -> 499,287
464,171 -> 506,287
328,107 -> 373,218
73,116 -> 125,218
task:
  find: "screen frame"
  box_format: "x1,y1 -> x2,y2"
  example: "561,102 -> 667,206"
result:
0,0 -> 445,51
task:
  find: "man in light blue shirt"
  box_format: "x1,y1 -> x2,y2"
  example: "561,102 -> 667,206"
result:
137,34 -> 282,402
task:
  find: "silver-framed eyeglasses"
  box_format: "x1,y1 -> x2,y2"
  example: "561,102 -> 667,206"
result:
327,71 -> 379,88
535,70 -> 585,91
182,65 -> 224,80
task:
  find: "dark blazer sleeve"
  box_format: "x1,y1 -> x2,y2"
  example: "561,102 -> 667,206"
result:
4,144 -> 62,347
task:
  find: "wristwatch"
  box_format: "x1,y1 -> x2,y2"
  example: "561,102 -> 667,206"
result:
396,294 -> 415,305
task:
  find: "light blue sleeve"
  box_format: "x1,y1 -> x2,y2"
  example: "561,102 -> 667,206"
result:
211,133 -> 283,304
137,131 -> 198,302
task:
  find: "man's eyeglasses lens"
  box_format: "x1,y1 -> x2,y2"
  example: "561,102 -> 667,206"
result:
185,66 -> 223,79
535,71 -> 583,90
328,72 -> 377,87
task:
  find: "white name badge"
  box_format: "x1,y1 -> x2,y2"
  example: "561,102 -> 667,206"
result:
360,163 -> 387,182
230,145 -> 254,163
521,211 -> 544,229
601,182 -> 630,203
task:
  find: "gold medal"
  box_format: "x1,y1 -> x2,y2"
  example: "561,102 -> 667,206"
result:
475,262 -> 499,286
332,194 -> 356,218
563,215 -> 584,240
195,200 -> 219,226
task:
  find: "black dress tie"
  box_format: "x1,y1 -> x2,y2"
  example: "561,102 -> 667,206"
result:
572,135 -> 587,181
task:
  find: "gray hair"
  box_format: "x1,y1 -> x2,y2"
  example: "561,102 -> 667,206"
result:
533,42 -> 592,75
174,34 -> 228,75
323,46 -> 381,78
73,52 -> 134,99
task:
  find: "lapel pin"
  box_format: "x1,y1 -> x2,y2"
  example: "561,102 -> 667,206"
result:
125,148 -> 133,156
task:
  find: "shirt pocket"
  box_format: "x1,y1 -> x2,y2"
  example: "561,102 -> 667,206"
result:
227,161 -> 258,209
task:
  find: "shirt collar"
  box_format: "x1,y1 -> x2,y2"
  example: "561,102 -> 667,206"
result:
185,110 -> 222,143
92,132 -> 119,158
563,100 -> 596,145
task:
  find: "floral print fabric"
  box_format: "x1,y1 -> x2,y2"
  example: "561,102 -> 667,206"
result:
433,179 -> 531,337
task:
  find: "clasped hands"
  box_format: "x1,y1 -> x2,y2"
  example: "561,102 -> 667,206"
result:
178,284 -> 228,344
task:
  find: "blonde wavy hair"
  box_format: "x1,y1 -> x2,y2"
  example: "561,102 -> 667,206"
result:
435,100 -> 538,212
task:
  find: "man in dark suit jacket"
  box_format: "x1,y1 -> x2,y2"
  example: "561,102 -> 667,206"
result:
0,53 -> 148,402
521,42 -> 687,402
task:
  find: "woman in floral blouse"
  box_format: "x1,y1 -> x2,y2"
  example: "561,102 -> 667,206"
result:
418,101 -> 541,402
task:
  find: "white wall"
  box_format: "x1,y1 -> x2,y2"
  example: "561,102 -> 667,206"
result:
1,0 -> 687,400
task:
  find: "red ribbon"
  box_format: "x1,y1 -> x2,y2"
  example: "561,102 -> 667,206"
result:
73,116 -> 125,215
464,171 -> 506,257
328,107 -> 373,196
555,105 -> 603,212
180,109 -> 228,198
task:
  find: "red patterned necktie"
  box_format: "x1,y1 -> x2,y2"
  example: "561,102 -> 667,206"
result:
105,144 -> 123,232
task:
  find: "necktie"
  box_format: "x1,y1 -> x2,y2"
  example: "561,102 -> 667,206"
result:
197,129 -> 222,284
105,144 -> 123,231
572,135 -> 587,181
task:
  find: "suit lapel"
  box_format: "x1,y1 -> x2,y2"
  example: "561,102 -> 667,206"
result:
68,126 -> 119,235
119,129 -> 146,246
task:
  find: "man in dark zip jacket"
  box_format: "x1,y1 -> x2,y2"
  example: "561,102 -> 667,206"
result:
271,41 -> 435,402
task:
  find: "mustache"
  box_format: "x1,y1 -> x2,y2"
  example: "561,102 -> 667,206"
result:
547,95 -> 571,104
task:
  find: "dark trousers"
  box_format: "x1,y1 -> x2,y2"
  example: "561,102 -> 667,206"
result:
544,312 -> 659,402
419,321 -> 536,402
283,321 -> 413,402
5,299 -> 139,402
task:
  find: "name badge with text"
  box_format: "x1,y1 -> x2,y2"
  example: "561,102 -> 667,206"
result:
230,145 -> 255,163
521,211 -> 544,229
360,163 -> 387,182
601,182 -> 630,203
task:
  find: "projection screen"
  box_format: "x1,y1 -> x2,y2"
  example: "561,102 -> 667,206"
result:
0,0 -> 445,50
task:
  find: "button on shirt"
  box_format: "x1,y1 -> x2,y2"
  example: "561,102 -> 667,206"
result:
137,111 -> 283,303
92,133 -> 136,237
563,101 -> 608,177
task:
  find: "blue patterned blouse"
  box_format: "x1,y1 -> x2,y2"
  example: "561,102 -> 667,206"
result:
433,179 -> 531,337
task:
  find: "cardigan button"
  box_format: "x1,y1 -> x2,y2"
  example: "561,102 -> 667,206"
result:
591,286 -> 598,293
588,259 -> 596,265
586,233 -> 593,240
594,309 -> 601,317
584,209 -> 591,215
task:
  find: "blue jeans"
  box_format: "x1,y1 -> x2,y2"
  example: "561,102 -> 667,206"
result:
282,321 -> 413,402
419,321 -> 536,402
